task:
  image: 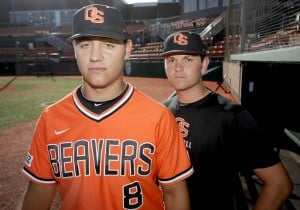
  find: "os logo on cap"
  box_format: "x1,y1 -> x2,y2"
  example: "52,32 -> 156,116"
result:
84,6 -> 104,24
66,4 -> 128,43
173,32 -> 188,46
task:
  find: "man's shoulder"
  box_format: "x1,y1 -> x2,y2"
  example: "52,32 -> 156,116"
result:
162,92 -> 178,110
48,91 -> 73,108
132,87 -> 171,112
214,93 -> 242,112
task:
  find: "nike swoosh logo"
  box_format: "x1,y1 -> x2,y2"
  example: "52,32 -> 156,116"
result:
54,128 -> 70,135
94,103 -> 104,106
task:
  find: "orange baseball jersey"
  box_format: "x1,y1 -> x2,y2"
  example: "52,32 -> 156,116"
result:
22,83 -> 193,210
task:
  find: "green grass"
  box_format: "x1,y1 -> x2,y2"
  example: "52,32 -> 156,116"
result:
0,76 -> 82,131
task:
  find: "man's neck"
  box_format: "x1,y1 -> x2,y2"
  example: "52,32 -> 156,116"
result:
81,81 -> 127,102
177,84 -> 210,105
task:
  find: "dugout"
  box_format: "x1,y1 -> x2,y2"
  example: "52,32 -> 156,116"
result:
15,61 -> 79,76
123,59 -> 166,78
123,59 -> 223,79
240,62 -> 300,153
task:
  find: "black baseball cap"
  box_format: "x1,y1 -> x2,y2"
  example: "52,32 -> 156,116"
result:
67,4 -> 128,43
162,31 -> 208,56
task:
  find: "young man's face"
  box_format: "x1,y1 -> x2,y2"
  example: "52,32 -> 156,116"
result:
164,53 -> 207,91
73,37 -> 132,89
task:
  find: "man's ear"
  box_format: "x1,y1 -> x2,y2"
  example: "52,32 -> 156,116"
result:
201,56 -> 210,75
124,39 -> 132,59
72,41 -> 77,59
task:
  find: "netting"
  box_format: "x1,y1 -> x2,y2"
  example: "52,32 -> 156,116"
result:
226,0 -> 300,56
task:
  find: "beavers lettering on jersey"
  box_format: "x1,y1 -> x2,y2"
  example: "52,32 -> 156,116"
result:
47,138 -> 154,177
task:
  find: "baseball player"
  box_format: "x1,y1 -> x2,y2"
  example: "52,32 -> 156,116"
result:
20,4 -> 193,210
162,31 -> 293,210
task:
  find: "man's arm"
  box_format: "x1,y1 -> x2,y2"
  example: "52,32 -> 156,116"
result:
21,181 -> 57,210
162,180 -> 191,210
253,162 -> 293,210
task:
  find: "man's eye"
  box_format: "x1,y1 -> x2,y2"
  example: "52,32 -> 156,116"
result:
105,43 -> 114,48
184,58 -> 192,63
79,43 -> 90,48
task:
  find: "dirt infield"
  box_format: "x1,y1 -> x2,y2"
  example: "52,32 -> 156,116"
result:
0,121 -> 36,210
0,76 -> 233,209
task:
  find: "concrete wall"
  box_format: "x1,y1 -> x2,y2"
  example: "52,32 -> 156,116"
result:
223,61 -> 242,103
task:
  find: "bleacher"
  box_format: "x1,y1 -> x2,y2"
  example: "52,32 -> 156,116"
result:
1,16 -> 298,66
0,12 -> 227,65
1,0 -> 299,76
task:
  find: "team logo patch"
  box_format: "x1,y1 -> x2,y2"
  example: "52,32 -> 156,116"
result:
25,152 -> 33,167
84,6 -> 104,24
173,32 -> 188,45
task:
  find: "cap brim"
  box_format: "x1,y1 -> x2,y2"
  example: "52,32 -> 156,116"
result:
162,50 -> 204,56
66,32 -> 127,43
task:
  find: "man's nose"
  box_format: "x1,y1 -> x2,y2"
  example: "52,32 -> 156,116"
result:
90,44 -> 104,62
174,61 -> 184,71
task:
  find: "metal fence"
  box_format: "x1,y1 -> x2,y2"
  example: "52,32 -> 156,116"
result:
225,0 -> 300,57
